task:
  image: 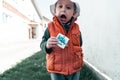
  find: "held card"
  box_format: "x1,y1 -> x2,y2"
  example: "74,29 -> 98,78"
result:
56,33 -> 69,49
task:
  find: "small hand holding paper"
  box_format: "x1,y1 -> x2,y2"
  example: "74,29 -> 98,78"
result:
56,33 -> 69,49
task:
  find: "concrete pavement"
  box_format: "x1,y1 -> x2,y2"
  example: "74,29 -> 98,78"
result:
0,39 -> 40,73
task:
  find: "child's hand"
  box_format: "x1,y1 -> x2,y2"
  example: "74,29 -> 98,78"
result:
46,36 -> 58,49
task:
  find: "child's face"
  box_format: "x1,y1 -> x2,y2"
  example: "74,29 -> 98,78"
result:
55,0 -> 75,24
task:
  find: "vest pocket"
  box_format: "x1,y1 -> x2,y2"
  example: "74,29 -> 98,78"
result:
73,52 -> 83,69
46,52 -> 62,71
54,52 -> 62,71
72,33 -> 80,46
46,54 -> 55,70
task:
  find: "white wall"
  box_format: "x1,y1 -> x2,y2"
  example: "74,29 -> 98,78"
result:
78,0 -> 120,79
0,12 -> 29,43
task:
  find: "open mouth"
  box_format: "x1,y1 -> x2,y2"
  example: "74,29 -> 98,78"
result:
60,14 -> 66,19
60,14 -> 67,22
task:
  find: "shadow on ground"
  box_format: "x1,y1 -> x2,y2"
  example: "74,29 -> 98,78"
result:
0,51 -> 102,80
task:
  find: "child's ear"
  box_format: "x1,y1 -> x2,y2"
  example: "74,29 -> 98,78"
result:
73,10 -> 76,16
54,8 -> 56,14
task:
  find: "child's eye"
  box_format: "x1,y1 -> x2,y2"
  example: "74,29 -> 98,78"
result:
58,5 -> 63,8
66,6 -> 71,9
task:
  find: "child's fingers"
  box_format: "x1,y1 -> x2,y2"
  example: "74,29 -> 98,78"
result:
46,36 -> 58,48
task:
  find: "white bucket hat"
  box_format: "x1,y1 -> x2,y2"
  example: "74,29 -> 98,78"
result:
50,1 -> 80,18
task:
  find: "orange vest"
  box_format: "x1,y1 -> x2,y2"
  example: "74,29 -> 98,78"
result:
46,17 -> 83,75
